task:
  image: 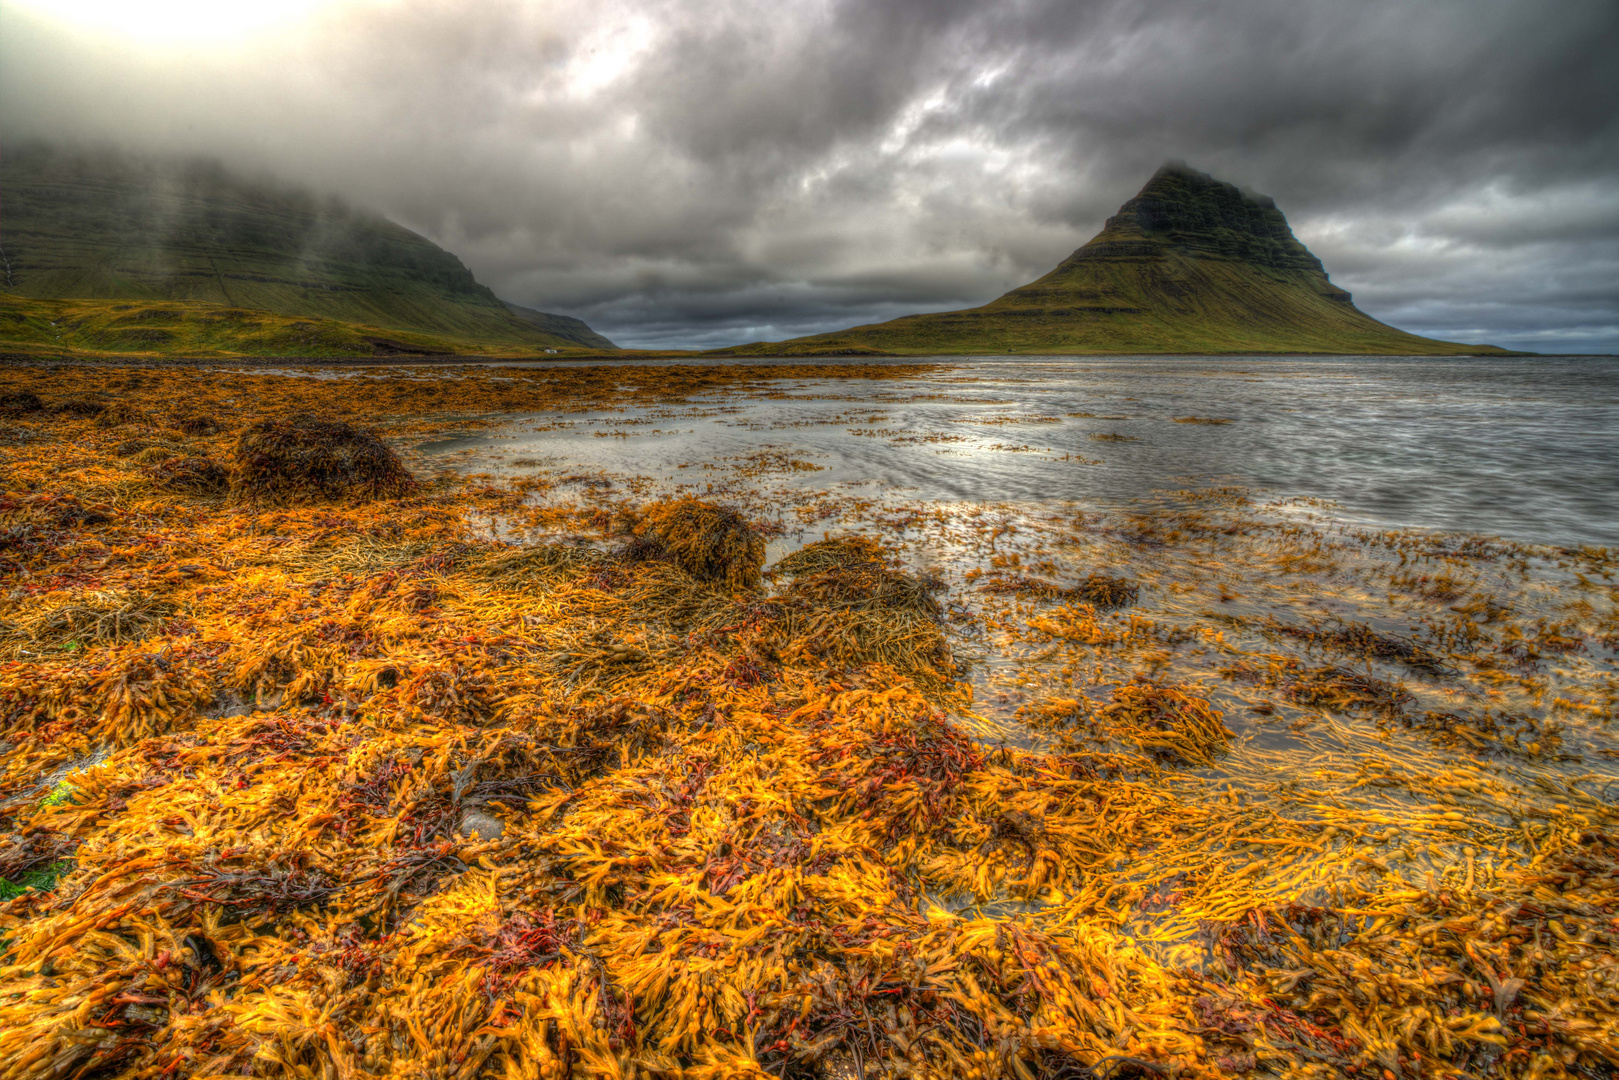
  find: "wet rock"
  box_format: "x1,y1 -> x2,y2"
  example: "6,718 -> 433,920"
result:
458,811 -> 504,841
206,690 -> 253,719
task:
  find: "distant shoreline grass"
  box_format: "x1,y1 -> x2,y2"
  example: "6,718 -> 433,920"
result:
0,293 -> 1540,363
0,294 -> 631,361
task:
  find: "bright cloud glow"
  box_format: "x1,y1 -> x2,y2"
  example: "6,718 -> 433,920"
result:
9,0 -> 343,42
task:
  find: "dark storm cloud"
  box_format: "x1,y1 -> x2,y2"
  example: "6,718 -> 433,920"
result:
2,0 -> 1615,351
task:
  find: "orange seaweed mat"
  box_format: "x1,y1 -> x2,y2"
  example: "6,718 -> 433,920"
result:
0,364 -> 1615,1080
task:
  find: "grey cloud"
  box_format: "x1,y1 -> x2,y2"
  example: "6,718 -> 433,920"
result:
2,0 -> 1614,351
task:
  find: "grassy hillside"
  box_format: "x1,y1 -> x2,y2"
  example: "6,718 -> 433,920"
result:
0,142 -> 611,352
0,294 -> 609,359
503,301 -> 617,349
720,164 -> 1514,356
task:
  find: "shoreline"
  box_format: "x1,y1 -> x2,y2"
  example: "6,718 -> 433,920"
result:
1,348 -> 1569,368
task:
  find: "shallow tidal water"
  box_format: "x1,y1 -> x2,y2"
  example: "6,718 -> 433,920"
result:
408,353 -> 1618,787
418,354 -> 1618,550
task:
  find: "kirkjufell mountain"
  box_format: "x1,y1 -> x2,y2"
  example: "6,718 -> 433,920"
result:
722,163 -> 1507,356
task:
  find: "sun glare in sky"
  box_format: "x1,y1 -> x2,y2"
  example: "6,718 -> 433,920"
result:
11,0 -> 342,42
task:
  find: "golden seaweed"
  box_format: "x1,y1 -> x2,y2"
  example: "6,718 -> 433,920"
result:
0,362 -> 1614,1080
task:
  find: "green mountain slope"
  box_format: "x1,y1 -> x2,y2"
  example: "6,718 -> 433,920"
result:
503,301 -> 617,349
0,294 -> 610,359
721,164 -> 1512,356
0,142 -> 613,351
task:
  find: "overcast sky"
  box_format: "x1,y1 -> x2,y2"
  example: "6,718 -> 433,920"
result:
3,0 -> 1615,352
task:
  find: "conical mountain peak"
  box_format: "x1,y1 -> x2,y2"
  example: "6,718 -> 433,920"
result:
721,163 -> 1508,356
1066,162 -> 1325,275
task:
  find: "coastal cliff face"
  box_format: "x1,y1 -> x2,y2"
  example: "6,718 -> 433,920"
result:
0,142 -> 613,351
724,163 -> 1505,356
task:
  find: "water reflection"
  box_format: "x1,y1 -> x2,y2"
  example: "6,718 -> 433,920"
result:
418,354 -> 1617,548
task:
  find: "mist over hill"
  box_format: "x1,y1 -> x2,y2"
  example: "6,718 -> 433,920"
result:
0,142 -> 614,351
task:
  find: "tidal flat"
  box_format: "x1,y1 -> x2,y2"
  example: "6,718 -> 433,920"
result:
0,359 -> 1615,1079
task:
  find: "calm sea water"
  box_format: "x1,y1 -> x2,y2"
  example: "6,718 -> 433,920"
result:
422,355 -> 1617,549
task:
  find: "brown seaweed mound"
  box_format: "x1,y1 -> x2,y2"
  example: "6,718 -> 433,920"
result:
763,536 -> 953,677
638,497 -> 765,592
777,537 -> 943,618
142,455 -> 231,496
173,413 -> 225,437
47,398 -> 105,417
0,390 -> 44,414
982,572 -> 1139,608
231,415 -> 415,504
93,402 -> 150,430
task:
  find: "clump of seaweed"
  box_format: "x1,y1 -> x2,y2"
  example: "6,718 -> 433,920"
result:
1260,614 -> 1447,673
142,455 -> 230,495
172,413 -> 225,436
129,444 -> 185,465
0,490 -> 112,531
476,540 -> 605,584
92,401 -> 149,429
1096,681 -> 1231,767
983,572 -> 1139,608
770,533 -> 886,577
1407,708 -> 1569,759
0,390 -> 44,414
232,414 -> 416,504
751,537 -> 954,679
780,538 -> 943,616
635,496 -> 765,591
47,397 -> 106,417
112,436 -> 182,459
8,591 -> 179,650
1222,656 -> 1412,716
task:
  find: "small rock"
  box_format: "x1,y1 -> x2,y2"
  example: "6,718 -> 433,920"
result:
458,811 -> 504,841
124,1004 -> 167,1025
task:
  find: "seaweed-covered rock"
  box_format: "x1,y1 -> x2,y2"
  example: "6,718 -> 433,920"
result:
129,444 -> 186,465
749,535 -> 954,680
93,402 -> 150,429
770,535 -> 886,577
774,536 -> 944,616
48,398 -> 105,417
173,414 -> 225,437
231,415 -> 415,504
639,497 -> 765,592
0,391 -> 44,414
143,455 -> 230,496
